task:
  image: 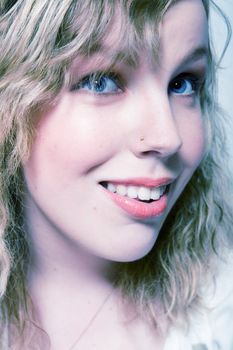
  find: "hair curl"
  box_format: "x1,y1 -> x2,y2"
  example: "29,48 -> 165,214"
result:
0,0 -> 232,347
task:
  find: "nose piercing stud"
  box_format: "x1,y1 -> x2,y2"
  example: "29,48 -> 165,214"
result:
140,136 -> 144,141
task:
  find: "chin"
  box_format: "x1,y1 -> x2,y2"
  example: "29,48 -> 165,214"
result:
100,242 -> 155,263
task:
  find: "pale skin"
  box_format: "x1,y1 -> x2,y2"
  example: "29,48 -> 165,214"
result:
23,0 -> 208,349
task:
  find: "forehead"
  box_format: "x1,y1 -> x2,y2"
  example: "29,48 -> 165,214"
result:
160,0 -> 208,56
158,0 -> 208,69
70,0 -> 208,69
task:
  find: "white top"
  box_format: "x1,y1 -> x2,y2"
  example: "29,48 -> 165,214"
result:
164,255 -> 233,350
1,257 -> 233,349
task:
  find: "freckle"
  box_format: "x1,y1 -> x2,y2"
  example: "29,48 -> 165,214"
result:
92,206 -> 97,211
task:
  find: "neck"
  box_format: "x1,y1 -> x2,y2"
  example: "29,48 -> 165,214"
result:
24,196 -> 118,350
25,195 -> 116,285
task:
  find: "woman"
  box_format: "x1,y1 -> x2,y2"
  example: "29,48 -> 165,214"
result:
0,0 -> 232,349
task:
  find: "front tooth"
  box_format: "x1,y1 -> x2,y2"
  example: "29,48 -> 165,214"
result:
127,186 -> 138,199
151,187 -> 160,200
116,184 -> 127,196
138,187 -> 151,201
107,183 -> 116,193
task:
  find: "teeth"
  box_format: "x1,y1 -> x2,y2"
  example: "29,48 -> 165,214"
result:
151,187 -> 161,200
105,182 -> 167,201
138,187 -> 151,201
107,183 -> 116,193
160,186 -> 166,196
116,184 -> 127,196
127,186 -> 138,199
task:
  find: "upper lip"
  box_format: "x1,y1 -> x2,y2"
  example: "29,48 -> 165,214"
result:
99,177 -> 174,188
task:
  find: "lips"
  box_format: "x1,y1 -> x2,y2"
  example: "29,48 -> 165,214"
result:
100,177 -> 172,219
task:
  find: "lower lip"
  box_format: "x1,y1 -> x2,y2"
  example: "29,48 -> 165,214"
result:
102,187 -> 168,219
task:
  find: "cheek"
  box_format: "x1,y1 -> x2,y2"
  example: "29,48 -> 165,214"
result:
24,99 -> 116,186
177,108 -> 206,167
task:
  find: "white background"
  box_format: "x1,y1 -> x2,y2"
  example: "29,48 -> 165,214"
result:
210,1 -> 233,169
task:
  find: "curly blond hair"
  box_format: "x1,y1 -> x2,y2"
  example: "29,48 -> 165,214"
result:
0,0 -> 232,347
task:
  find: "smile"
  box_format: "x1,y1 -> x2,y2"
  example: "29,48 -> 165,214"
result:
100,178 -> 172,219
102,182 -> 167,202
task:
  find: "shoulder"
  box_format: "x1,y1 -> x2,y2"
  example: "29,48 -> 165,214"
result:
204,253 -> 233,350
164,253 -> 233,350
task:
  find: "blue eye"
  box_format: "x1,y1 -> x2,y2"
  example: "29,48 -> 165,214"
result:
169,76 -> 198,96
71,73 -> 122,95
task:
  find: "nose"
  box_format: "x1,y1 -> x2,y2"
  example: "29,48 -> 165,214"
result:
128,89 -> 182,158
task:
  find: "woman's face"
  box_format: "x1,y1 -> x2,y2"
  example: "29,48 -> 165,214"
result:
23,0 -> 208,262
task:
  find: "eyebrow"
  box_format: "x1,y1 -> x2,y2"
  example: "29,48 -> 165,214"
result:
77,45 -> 209,72
98,45 -> 208,63
178,46 -> 208,66
85,43 -> 137,67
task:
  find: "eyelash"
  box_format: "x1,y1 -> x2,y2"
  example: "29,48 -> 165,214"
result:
70,71 -> 204,97
169,73 -> 204,96
70,72 -> 124,96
